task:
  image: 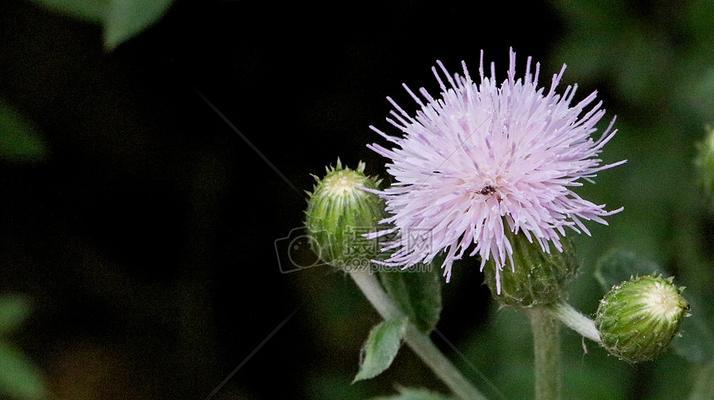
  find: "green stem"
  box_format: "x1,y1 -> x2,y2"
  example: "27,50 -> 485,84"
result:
547,301 -> 601,343
349,269 -> 488,400
529,307 -> 561,400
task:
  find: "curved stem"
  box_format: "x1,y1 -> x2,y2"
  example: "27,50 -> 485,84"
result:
349,269 -> 488,400
529,307 -> 561,400
547,301 -> 601,344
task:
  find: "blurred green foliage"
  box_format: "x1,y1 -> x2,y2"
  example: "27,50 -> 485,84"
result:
0,296 -> 31,336
372,387 -> 454,400
103,0 -> 174,50
26,0 -> 107,23
694,127 -> 714,198
688,362 -> 714,400
0,101 -> 46,162
0,295 -> 45,400
594,249 -> 664,290
0,342 -> 45,400
0,100 -> 45,397
28,0 -> 174,49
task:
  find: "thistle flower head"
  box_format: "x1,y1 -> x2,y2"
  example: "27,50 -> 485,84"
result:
368,49 -> 625,289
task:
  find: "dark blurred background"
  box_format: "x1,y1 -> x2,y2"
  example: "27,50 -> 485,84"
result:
0,0 -> 713,399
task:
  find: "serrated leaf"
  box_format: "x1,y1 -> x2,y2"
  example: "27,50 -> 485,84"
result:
27,0 -> 109,23
0,341 -> 45,400
0,101 -> 47,162
379,263 -> 442,333
103,0 -> 174,50
594,249 -> 664,291
372,387 -> 455,400
0,296 -> 31,336
353,317 -> 407,383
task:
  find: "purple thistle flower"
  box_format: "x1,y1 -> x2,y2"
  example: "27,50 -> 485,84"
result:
368,49 -> 625,291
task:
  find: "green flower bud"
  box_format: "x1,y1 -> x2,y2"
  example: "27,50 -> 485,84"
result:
305,160 -> 385,269
695,126 -> 714,200
484,231 -> 578,307
596,275 -> 689,363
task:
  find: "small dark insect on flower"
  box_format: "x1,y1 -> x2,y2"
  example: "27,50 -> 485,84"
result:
480,185 -> 496,196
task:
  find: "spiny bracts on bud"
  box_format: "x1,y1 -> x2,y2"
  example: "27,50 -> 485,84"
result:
305,160 -> 385,269
484,230 -> 578,307
695,126 -> 714,201
596,275 -> 689,363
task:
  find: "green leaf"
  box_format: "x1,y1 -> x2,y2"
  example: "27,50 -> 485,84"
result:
0,296 -> 31,336
353,317 -> 408,383
27,0 -> 173,50
27,0 -> 109,23
103,0 -> 174,50
594,249 -> 664,291
372,387 -> 455,400
379,263 -> 442,333
0,101 -> 47,162
0,341 -> 45,400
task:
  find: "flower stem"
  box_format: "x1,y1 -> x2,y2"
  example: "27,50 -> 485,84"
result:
529,307 -> 561,400
547,301 -> 601,343
349,269 -> 488,400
